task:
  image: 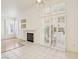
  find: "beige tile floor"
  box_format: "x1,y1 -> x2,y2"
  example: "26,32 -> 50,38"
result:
1,39 -> 77,59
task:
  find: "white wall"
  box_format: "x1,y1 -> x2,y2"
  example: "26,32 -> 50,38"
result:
66,0 -> 78,52
1,0 -> 19,39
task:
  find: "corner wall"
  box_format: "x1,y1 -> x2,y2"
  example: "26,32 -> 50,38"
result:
66,0 -> 78,52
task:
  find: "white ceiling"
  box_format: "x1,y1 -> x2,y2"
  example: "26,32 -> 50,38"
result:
1,0 -> 65,17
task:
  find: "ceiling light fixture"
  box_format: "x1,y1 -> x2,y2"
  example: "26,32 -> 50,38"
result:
36,0 -> 43,4
36,0 -> 47,5
36,0 -> 42,3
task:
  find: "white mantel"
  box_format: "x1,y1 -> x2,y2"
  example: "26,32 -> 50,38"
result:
26,30 -> 36,33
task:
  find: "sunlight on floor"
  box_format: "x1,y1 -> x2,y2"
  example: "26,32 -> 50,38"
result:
1,39 -> 24,53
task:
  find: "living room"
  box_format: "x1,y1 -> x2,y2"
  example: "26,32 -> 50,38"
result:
1,0 -> 78,59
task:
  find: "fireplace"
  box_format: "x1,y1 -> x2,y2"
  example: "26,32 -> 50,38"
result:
27,33 -> 34,42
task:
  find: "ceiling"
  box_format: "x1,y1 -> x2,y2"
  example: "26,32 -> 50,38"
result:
2,0 -> 35,13
1,0 -> 65,17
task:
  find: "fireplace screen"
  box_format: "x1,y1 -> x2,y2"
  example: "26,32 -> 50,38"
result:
27,33 -> 34,42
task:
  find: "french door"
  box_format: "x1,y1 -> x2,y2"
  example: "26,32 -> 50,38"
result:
43,13 -> 66,51
1,17 -> 16,39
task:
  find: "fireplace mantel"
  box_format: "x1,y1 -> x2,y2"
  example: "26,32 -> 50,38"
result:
26,30 -> 36,33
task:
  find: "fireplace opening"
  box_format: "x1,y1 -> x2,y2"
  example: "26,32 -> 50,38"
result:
27,33 -> 34,42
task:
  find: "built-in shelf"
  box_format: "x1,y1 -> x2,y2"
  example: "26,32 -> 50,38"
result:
21,19 -> 26,23
21,19 -> 26,30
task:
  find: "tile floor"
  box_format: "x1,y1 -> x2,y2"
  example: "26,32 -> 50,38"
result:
1,40 -> 77,59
